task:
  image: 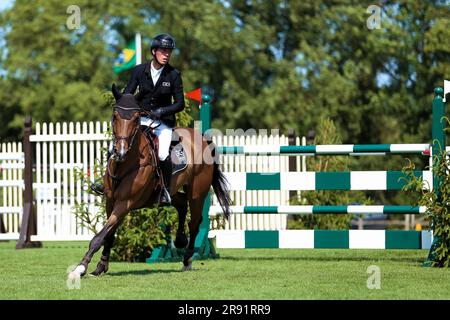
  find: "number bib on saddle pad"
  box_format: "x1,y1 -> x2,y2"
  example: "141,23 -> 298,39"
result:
141,126 -> 187,176
170,142 -> 187,175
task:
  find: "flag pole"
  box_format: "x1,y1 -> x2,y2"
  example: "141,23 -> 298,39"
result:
136,32 -> 142,65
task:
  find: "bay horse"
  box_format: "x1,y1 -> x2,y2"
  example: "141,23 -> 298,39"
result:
69,84 -> 231,278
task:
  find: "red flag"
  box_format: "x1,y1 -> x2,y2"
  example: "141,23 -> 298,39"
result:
185,88 -> 202,102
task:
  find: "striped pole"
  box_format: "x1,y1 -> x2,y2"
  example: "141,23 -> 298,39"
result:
222,171 -> 432,191
217,144 -> 430,156
211,230 -> 433,250
209,205 -> 426,215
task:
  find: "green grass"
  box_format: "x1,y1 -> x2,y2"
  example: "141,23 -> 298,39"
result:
0,241 -> 449,299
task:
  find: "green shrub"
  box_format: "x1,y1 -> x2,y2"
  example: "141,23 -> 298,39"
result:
111,207 -> 178,262
403,147 -> 450,267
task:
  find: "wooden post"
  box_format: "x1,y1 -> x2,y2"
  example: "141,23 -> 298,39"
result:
0,216 -> 5,233
16,117 -> 41,249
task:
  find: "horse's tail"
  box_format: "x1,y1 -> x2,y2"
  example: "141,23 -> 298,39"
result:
212,162 -> 232,220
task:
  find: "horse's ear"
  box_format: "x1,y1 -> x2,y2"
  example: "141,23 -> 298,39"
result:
112,83 -> 122,101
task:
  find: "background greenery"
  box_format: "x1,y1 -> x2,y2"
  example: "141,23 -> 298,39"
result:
1,1 -> 449,210
1,0 -> 449,141
1,1 -> 450,245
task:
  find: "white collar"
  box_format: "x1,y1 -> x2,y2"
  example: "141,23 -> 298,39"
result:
151,61 -> 164,74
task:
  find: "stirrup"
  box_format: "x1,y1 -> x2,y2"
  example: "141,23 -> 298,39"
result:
91,183 -> 104,196
159,188 -> 172,206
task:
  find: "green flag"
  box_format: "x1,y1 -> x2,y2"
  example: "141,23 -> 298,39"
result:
113,39 -> 136,74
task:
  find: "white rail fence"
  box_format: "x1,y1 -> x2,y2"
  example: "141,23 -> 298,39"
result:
31,121 -> 109,241
0,121 -> 305,241
0,142 -> 24,240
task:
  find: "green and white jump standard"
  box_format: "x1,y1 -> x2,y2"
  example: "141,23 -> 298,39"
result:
147,87 -> 445,263
206,88 -> 446,257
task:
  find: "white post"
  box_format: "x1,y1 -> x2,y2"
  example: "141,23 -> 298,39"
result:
135,32 -> 142,65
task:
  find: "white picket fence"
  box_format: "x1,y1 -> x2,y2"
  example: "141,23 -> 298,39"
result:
30,122 -> 110,241
0,142 -> 24,240
0,121 -> 305,241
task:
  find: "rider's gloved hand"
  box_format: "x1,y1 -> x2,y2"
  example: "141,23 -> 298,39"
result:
150,108 -> 164,120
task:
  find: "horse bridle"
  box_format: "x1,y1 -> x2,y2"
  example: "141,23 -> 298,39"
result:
112,106 -> 162,146
108,105 -> 160,180
112,105 -> 141,154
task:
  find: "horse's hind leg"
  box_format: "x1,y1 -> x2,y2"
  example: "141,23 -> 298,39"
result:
172,191 -> 188,249
182,194 -> 207,271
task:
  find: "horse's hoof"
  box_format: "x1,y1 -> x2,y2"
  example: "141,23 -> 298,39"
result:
182,264 -> 192,272
90,270 -> 104,277
174,233 -> 188,249
73,264 -> 86,277
182,258 -> 193,272
68,271 -> 80,281
90,261 -> 109,276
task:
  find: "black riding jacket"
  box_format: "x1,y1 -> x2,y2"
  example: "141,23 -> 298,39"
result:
124,60 -> 185,127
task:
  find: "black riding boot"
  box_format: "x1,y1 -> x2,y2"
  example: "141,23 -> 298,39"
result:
159,158 -> 172,206
91,149 -> 113,196
91,181 -> 104,196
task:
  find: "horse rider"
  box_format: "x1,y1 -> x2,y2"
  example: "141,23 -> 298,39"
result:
92,33 -> 185,206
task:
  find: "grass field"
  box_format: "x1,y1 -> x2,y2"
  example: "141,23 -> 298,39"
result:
1,241 -> 449,300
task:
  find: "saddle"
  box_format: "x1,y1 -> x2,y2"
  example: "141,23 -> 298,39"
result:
141,126 -> 188,176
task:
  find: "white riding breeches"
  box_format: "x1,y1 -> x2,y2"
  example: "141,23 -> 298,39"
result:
140,116 -> 173,161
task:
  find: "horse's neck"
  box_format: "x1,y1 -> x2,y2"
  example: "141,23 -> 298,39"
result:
119,131 -> 155,169
135,130 -> 155,165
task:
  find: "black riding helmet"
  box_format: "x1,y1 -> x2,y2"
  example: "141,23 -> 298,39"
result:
151,33 -> 176,51
151,34 -> 176,65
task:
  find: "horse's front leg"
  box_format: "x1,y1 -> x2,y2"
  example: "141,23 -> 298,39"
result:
91,197 -> 115,276
90,232 -> 115,276
69,200 -> 128,278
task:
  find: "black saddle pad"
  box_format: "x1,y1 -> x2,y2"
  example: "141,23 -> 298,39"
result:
170,143 -> 187,175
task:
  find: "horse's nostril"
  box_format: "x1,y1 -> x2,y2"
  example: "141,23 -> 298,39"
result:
116,150 -> 127,162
